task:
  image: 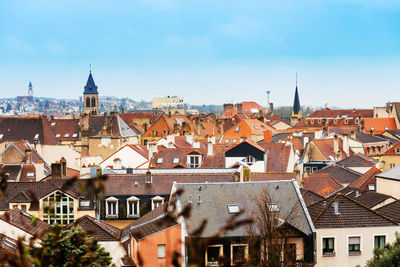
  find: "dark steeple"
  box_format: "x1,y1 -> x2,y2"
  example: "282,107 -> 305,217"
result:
293,74 -> 300,115
83,71 -> 98,94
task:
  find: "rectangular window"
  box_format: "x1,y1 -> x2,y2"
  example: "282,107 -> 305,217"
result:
231,244 -> 248,265
374,236 -> 386,249
21,205 -> 27,211
158,244 -> 166,259
188,156 -> 201,168
127,200 -> 139,217
349,236 -> 361,255
107,201 -> 117,217
153,200 -> 163,210
206,245 -> 223,266
322,237 -> 335,256
390,163 -> 395,169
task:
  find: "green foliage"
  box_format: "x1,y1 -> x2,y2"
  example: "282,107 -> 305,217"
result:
30,226 -> 114,267
366,232 -> 400,267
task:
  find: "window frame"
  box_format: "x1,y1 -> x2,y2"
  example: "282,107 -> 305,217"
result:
127,196 -> 140,218
157,244 -> 166,259
230,243 -> 248,266
322,237 -> 335,256
42,190 -> 75,225
105,197 -> 118,218
348,235 -> 361,255
187,154 -> 201,168
374,235 -> 387,249
206,244 -> 223,266
151,196 -> 164,210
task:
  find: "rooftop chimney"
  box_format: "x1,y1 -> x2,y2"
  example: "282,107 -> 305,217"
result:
263,131 -> 272,143
51,162 -> 63,179
333,201 -> 340,215
24,149 -> 32,164
343,133 -> 350,156
193,139 -> 200,148
35,160 -> 45,181
236,103 -> 243,114
113,158 -> 122,169
148,142 -> 158,159
60,157 -> 67,177
207,141 -> 213,157
334,134 -> 339,156
186,133 -> 194,145
264,149 -> 269,172
303,134 -> 309,147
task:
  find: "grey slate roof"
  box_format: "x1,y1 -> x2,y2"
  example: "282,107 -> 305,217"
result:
83,72 -> 98,94
293,86 -> 301,115
376,165 -> 400,181
175,180 -> 314,238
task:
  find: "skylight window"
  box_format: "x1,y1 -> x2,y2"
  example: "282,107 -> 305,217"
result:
55,134 -> 61,138
253,126 -> 259,130
173,158 -> 179,164
225,139 -> 230,143
370,127 -> 375,130
34,134 -> 39,139
232,139 -> 237,144
227,204 -> 240,214
26,172 -> 34,177
51,122 -> 56,126
267,204 -> 279,212
72,133 -> 78,138
64,133 -> 70,138
235,126 -> 240,132
385,127 -> 389,130
157,158 -> 163,164
0,134 -> 3,139
135,145 -> 142,150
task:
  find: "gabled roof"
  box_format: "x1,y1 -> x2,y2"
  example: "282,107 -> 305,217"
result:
68,215 -> 121,241
385,142 -> 400,154
308,194 -> 397,228
312,138 -> 349,161
83,72 -> 98,94
175,181 -> 314,238
129,214 -> 178,241
0,208 -> 51,237
362,118 -> 396,134
376,199 -> 400,223
0,117 -> 57,144
300,188 -> 324,207
302,173 -> 343,197
316,164 -> 362,185
350,167 -> 381,189
334,186 -> 394,209
336,152 -> 378,167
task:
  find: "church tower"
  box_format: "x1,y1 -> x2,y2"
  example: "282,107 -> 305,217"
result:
290,74 -> 302,125
83,71 -> 99,115
28,81 -> 33,97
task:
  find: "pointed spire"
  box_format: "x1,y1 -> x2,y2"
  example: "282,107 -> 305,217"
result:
293,74 -> 301,115
29,81 -> 32,88
83,71 -> 98,94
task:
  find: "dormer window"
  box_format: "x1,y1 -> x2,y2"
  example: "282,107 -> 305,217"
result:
334,118 -> 337,124
305,120 -> 308,125
127,196 -> 139,217
318,119 -> 322,124
396,148 -> 400,154
152,196 -> 164,210
344,119 -> 349,124
244,155 -> 256,166
42,190 -> 74,225
187,153 -> 201,168
105,196 -> 118,218
311,119 -> 314,124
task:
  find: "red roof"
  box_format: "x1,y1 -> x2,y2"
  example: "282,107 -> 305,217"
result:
302,173 -> 343,197
363,118 -> 396,134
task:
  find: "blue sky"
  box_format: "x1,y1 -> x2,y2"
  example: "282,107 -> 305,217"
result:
0,0 -> 399,107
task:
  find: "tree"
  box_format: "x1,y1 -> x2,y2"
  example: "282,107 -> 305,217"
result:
30,226 -> 114,267
366,233 -> 400,267
245,188 -> 300,267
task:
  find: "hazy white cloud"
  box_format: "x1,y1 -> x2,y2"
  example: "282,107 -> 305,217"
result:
3,35 -> 36,55
46,39 -> 67,54
217,15 -> 261,37
165,35 -> 211,48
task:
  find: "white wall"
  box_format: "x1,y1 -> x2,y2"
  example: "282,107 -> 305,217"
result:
225,157 -> 265,172
36,144 -> 82,169
0,219 -> 37,245
100,146 -> 148,170
316,226 -> 400,267
99,241 -> 127,267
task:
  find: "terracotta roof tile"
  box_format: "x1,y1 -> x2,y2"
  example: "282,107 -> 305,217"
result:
362,118 -> 396,134
350,167 -> 381,189
302,173 -> 343,197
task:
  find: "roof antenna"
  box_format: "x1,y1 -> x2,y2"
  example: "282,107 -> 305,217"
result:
296,73 -> 298,87
89,64 -> 92,73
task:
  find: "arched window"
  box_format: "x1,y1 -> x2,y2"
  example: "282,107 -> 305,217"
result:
91,97 -> 96,107
86,97 -> 90,107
